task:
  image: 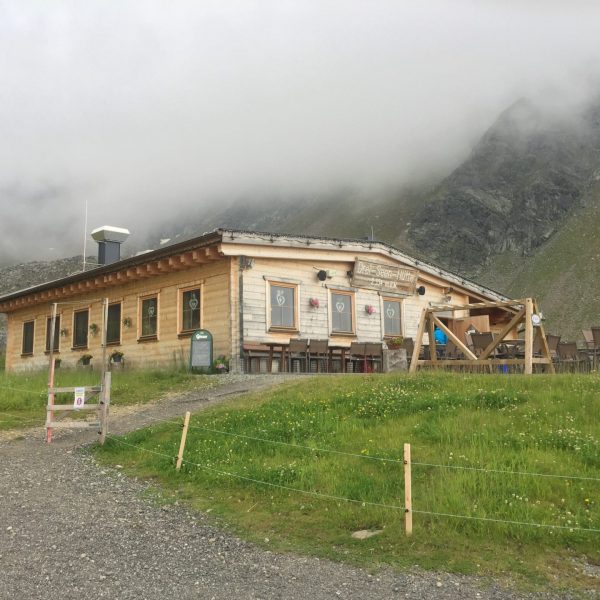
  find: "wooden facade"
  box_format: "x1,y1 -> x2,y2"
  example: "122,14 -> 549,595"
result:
0,229 -> 511,373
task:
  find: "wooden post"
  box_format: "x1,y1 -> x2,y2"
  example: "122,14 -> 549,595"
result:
404,443 -> 413,536
524,298 -> 534,375
99,371 -> 111,445
428,316 -> 438,366
534,299 -> 555,374
101,298 -> 108,375
409,308 -> 428,373
176,411 -> 191,471
46,302 -> 58,443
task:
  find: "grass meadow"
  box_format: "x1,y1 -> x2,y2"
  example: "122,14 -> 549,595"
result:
93,373 -> 600,592
0,365 -> 215,429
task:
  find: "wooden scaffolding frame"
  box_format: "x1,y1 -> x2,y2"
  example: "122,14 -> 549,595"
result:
408,298 -> 555,375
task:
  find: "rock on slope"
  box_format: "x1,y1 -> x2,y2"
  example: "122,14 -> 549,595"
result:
0,256 -> 87,351
408,98 -> 600,275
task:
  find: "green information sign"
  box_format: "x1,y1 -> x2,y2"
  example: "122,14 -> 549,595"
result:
189,329 -> 213,372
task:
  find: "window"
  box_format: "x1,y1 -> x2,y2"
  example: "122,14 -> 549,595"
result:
181,289 -> 201,332
45,315 -> 60,352
106,303 -> 121,344
383,299 -> 402,336
22,321 -> 34,355
73,309 -> 89,348
140,296 -> 158,338
331,291 -> 354,334
269,283 -> 296,329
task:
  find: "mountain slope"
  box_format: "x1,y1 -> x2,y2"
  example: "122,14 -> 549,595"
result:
0,257 -> 86,351
477,182 -> 600,338
408,98 -> 600,274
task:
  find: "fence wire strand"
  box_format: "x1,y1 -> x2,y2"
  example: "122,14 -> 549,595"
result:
105,435 -> 600,534
411,461 -> 600,482
106,435 -> 406,510
0,385 -> 46,397
412,509 -> 600,533
137,413 -> 600,483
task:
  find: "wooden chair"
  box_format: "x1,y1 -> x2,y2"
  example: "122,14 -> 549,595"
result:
346,342 -> 366,373
288,339 -> 309,372
243,344 -> 268,373
545,334 -> 561,362
444,339 -> 464,359
470,332 -> 494,357
364,342 -> 383,372
556,341 -> 588,373
582,328 -> 600,368
308,339 -> 329,373
582,329 -> 595,349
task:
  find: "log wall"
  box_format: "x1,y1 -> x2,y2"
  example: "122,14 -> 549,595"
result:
5,259 -> 232,372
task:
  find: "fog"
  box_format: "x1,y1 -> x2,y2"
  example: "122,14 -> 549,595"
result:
1,0 -> 600,264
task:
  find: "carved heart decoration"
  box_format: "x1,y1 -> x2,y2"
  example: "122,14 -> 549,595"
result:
336,302 -> 345,313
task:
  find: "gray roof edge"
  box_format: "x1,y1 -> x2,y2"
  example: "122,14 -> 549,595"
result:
0,227 -> 508,307
218,228 -> 510,302
0,229 -> 224,305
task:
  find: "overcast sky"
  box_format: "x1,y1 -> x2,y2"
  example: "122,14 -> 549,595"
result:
1,0 -> 600,263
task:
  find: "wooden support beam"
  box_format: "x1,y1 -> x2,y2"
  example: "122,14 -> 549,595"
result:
46,421 -> 101,429
428,314 -> 437,364
524,298 -> 534,375
135,266 -> 151,279
156,259 -> 170,272
431,316 -> 477,360
417,358 -> 552,367
181,252 -> 196,267
478,308 -> 525,360
166,256 -> 185,271
427,299 -> 527,312
147,263 -> 161,275
46,404 -> 100,411
49,386 -> 101,393
533,298 -> 555,374
409,308 -> 428,373
205,246 -> 221,261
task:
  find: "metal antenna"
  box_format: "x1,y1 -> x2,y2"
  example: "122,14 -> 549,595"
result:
82,199 -> 88,271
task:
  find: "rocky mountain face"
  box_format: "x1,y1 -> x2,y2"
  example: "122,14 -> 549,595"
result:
0,256 -> 87,350
408,98 -> 600,275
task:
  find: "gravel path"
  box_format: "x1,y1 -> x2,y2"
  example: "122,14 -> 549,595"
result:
0,375 -> 588,599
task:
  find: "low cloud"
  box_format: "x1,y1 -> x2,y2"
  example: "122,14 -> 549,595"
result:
1,1 -> 600,263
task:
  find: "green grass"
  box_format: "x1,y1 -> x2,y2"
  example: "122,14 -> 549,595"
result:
94,373 -> 599,592
0,366 -> 216,430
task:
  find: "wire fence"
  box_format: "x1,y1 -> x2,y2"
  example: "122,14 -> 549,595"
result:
0,385 -> 46,397
1,390 -> 597,534
135,413 -> 600,483
103,413 -> 600,535
107,436 -> 408,510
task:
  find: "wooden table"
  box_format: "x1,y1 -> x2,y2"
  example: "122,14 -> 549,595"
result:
265,342 -> 290,373
500,339 -> 525,358
328,345 -> 349,373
